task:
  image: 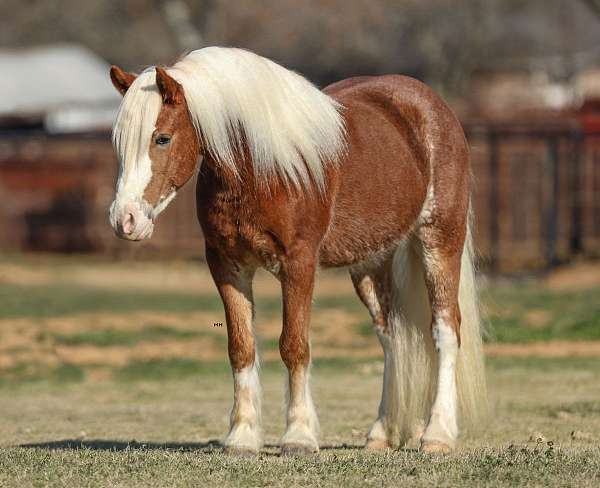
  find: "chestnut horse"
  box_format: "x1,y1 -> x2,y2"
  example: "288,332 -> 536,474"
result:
108,47 -> 486,455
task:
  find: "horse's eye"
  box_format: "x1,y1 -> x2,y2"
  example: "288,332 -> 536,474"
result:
155,134 -> 171,145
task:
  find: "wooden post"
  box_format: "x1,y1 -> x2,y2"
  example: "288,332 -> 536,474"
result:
544,137 -> 560,270
488,131 -> 500,271
569,130 -> 583,255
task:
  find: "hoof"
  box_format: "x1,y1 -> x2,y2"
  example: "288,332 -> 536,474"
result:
281,443 -> 318,456
420,441 -> 452,454
365,438 -> 392,451
223,446 -> 259,457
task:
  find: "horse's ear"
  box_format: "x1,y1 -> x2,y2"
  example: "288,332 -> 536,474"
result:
110,66 -> 136,96
155,67 -> 183,104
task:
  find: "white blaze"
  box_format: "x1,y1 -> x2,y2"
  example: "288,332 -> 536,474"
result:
109,68 -> 163,237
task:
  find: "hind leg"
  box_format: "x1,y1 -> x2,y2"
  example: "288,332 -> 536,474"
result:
350,261 -> 394,450
417,230 -> 464,453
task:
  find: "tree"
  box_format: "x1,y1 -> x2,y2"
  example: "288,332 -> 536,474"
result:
579,0 -> 600,19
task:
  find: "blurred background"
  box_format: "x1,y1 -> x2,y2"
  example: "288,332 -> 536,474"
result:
0,0 -> 600,384
1,0 -> 600,270
2,4 -> 600,472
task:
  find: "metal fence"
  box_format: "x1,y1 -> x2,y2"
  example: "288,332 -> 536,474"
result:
1,123 -> 600,271
466,121 -> 600,272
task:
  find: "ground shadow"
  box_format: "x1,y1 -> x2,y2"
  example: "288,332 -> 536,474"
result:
19,439 -> 222,452
19,439 -> 363,453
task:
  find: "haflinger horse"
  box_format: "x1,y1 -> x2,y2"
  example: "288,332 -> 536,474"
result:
108,47 -> 486,455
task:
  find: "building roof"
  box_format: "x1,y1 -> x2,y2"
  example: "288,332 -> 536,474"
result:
0,44 -> 120,132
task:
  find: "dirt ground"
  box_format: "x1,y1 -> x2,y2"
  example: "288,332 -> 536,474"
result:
1,256 -> 600,486
1,357 -> 600,487
0,256 -> 357,297
2,256 -> 600,375
2,257 -> 600,374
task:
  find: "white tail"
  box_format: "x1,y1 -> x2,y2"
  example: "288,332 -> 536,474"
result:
381,221 -> 487,446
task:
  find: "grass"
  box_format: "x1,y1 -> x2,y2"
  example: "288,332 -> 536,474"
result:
0,283 -> 227,319
1,445 -> 599,488
484,355 -> 600,371
0,282 -> 365,321
0,363 -> 85,387
545,401 -> 600,419
48,324 -> 204,348
482,285 -> 600,343
113,358 -> 229,382
1,256 -> 600,486
0,354 -> 598,386
2,278 -> 600,344
1,356 -> 600,487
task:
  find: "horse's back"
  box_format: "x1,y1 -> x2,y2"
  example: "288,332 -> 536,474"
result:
319,75 -> 468,267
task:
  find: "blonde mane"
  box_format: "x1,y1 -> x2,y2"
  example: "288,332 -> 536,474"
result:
113,47 -> 346,192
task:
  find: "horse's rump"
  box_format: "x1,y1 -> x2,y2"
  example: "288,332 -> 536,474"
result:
320,75 -> 468,268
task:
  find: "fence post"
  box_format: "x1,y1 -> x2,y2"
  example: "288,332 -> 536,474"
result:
488,131 -> 500,271
569,130 -> 583,255
545,137 -> 560,270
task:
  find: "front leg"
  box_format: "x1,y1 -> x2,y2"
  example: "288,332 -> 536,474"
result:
206,247 -> 262,454
279,253 -> 319,455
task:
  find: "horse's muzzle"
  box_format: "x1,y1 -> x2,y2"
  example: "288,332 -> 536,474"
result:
110,201 -> 154,241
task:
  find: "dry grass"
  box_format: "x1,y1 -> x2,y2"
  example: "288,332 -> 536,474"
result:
1,358 -> 600,487
1,255 -> 600,486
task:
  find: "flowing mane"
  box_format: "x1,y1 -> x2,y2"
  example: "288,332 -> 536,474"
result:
113,47 -> 346,191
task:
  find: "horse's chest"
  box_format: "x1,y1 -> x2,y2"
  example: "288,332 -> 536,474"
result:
198,194 -> 282,271
199,196 -> 248,250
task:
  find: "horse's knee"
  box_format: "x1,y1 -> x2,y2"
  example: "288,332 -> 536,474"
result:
279,328 -> 310,370
431,304 -> 461,348
228,334 -> 256,371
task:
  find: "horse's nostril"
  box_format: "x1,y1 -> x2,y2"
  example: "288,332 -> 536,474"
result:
122,212 -> 135,235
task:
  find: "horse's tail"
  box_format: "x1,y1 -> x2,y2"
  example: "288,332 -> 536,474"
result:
382,217 -> 487,446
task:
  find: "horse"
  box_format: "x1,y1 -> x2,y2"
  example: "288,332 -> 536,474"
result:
108,47 -> 486,455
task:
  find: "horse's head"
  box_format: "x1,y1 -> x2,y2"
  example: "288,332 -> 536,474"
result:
108,65 -> 200,241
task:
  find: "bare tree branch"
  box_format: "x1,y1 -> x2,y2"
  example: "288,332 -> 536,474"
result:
580,0 -> 600,19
